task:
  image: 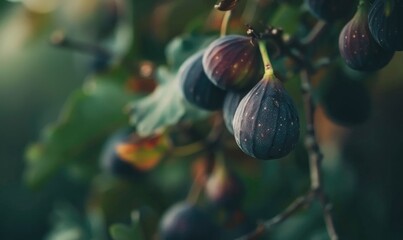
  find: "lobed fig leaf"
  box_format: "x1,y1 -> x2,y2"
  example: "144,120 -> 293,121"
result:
128,67 -> 209,136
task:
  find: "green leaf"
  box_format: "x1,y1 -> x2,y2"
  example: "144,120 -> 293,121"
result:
270,5 -> 302,35
109,212 -> 144,240
24,70 -> 140,189
128,66 -> 209,137
45,204 -> 93,240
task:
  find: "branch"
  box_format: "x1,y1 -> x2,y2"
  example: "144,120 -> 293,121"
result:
300,69 -> 339,240
236,70 -> 339,240
236,191 -> 315,240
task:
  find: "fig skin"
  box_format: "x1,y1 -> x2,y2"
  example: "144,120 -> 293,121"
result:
159,202 -> 219,240
214,0 -> 239,11
100,128 -> 143,178
202,35 -> 263,91
319,70 -> 371,126
306,0 -> 355,21
369,0 -> 403,51
179,51 -> 226,111
338,3 -> 395,71
233,73 -> 300,160
205,164 -> 245,211
223,91 -> 247,134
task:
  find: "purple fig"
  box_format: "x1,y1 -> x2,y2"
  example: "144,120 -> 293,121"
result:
159,202 -> 219,240
339,2 -> 394,71
369,0 -> 403,51
223,91 -> 247,134
179,51 -> 226,111
202,35 -> 263,91
233,73 -> 300,160
205,163 -> 244,210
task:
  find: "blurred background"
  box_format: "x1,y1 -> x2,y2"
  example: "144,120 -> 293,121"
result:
0,0 -> 403,239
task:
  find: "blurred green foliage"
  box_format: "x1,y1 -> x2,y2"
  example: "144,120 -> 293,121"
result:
0,0 -> 403,240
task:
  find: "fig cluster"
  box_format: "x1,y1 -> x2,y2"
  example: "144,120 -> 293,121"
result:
337,1 -> 403,71
178,34 -> 300,160
306,0 -> 402,71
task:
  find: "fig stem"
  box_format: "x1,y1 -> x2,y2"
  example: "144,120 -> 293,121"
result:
258,40 -> 274,76
220,10 -> 232,37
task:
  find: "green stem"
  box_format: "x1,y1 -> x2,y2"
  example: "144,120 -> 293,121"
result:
220,11 -> 232,37
358,0 -> 368,9
258,40 -> 274,76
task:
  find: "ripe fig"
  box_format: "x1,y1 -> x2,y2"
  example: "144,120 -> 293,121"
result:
306,0 -> 355,21
159,202 -> 219,240
319,69 -> 371,126
202,35 -> 263,91
179,51 -> 226,111
369,0 -> 403,51
205,162 -> 244,210
214,0 -> 239,11
100,128 -> 143,178
223,91 -> 247,134
233,73 -> 300,160
339,2 -> 394,71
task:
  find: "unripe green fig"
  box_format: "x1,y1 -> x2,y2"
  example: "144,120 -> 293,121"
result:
233,73 -> 300,160
369,0 -> 403,51
179,51 -> 226,111
159,202 -> 219,240
223,91 -> 247,134
202,35 -> 263,91
339,2 -> 394,71
306,0 -> 355,21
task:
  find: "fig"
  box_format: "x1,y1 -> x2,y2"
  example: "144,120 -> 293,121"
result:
179,51 -> 226,111
339,2 -> 394,71
233,73 -> 300,160
319,69 -> 371,126
369,0 -> 403,51
159,202 -> 219,240
202,35 -> 263,91
306,0 -> 355,21
205,162 -> 244,210
214,0 -> 239,11
223,91 -> 247,134
100,128 -> 143,178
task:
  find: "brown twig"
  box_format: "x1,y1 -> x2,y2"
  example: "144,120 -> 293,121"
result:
50,30 -> 111,58
300,21 -> 329,46
236,191 -> 315,240
235,20 -> 338,240
301,69 -> 339,240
